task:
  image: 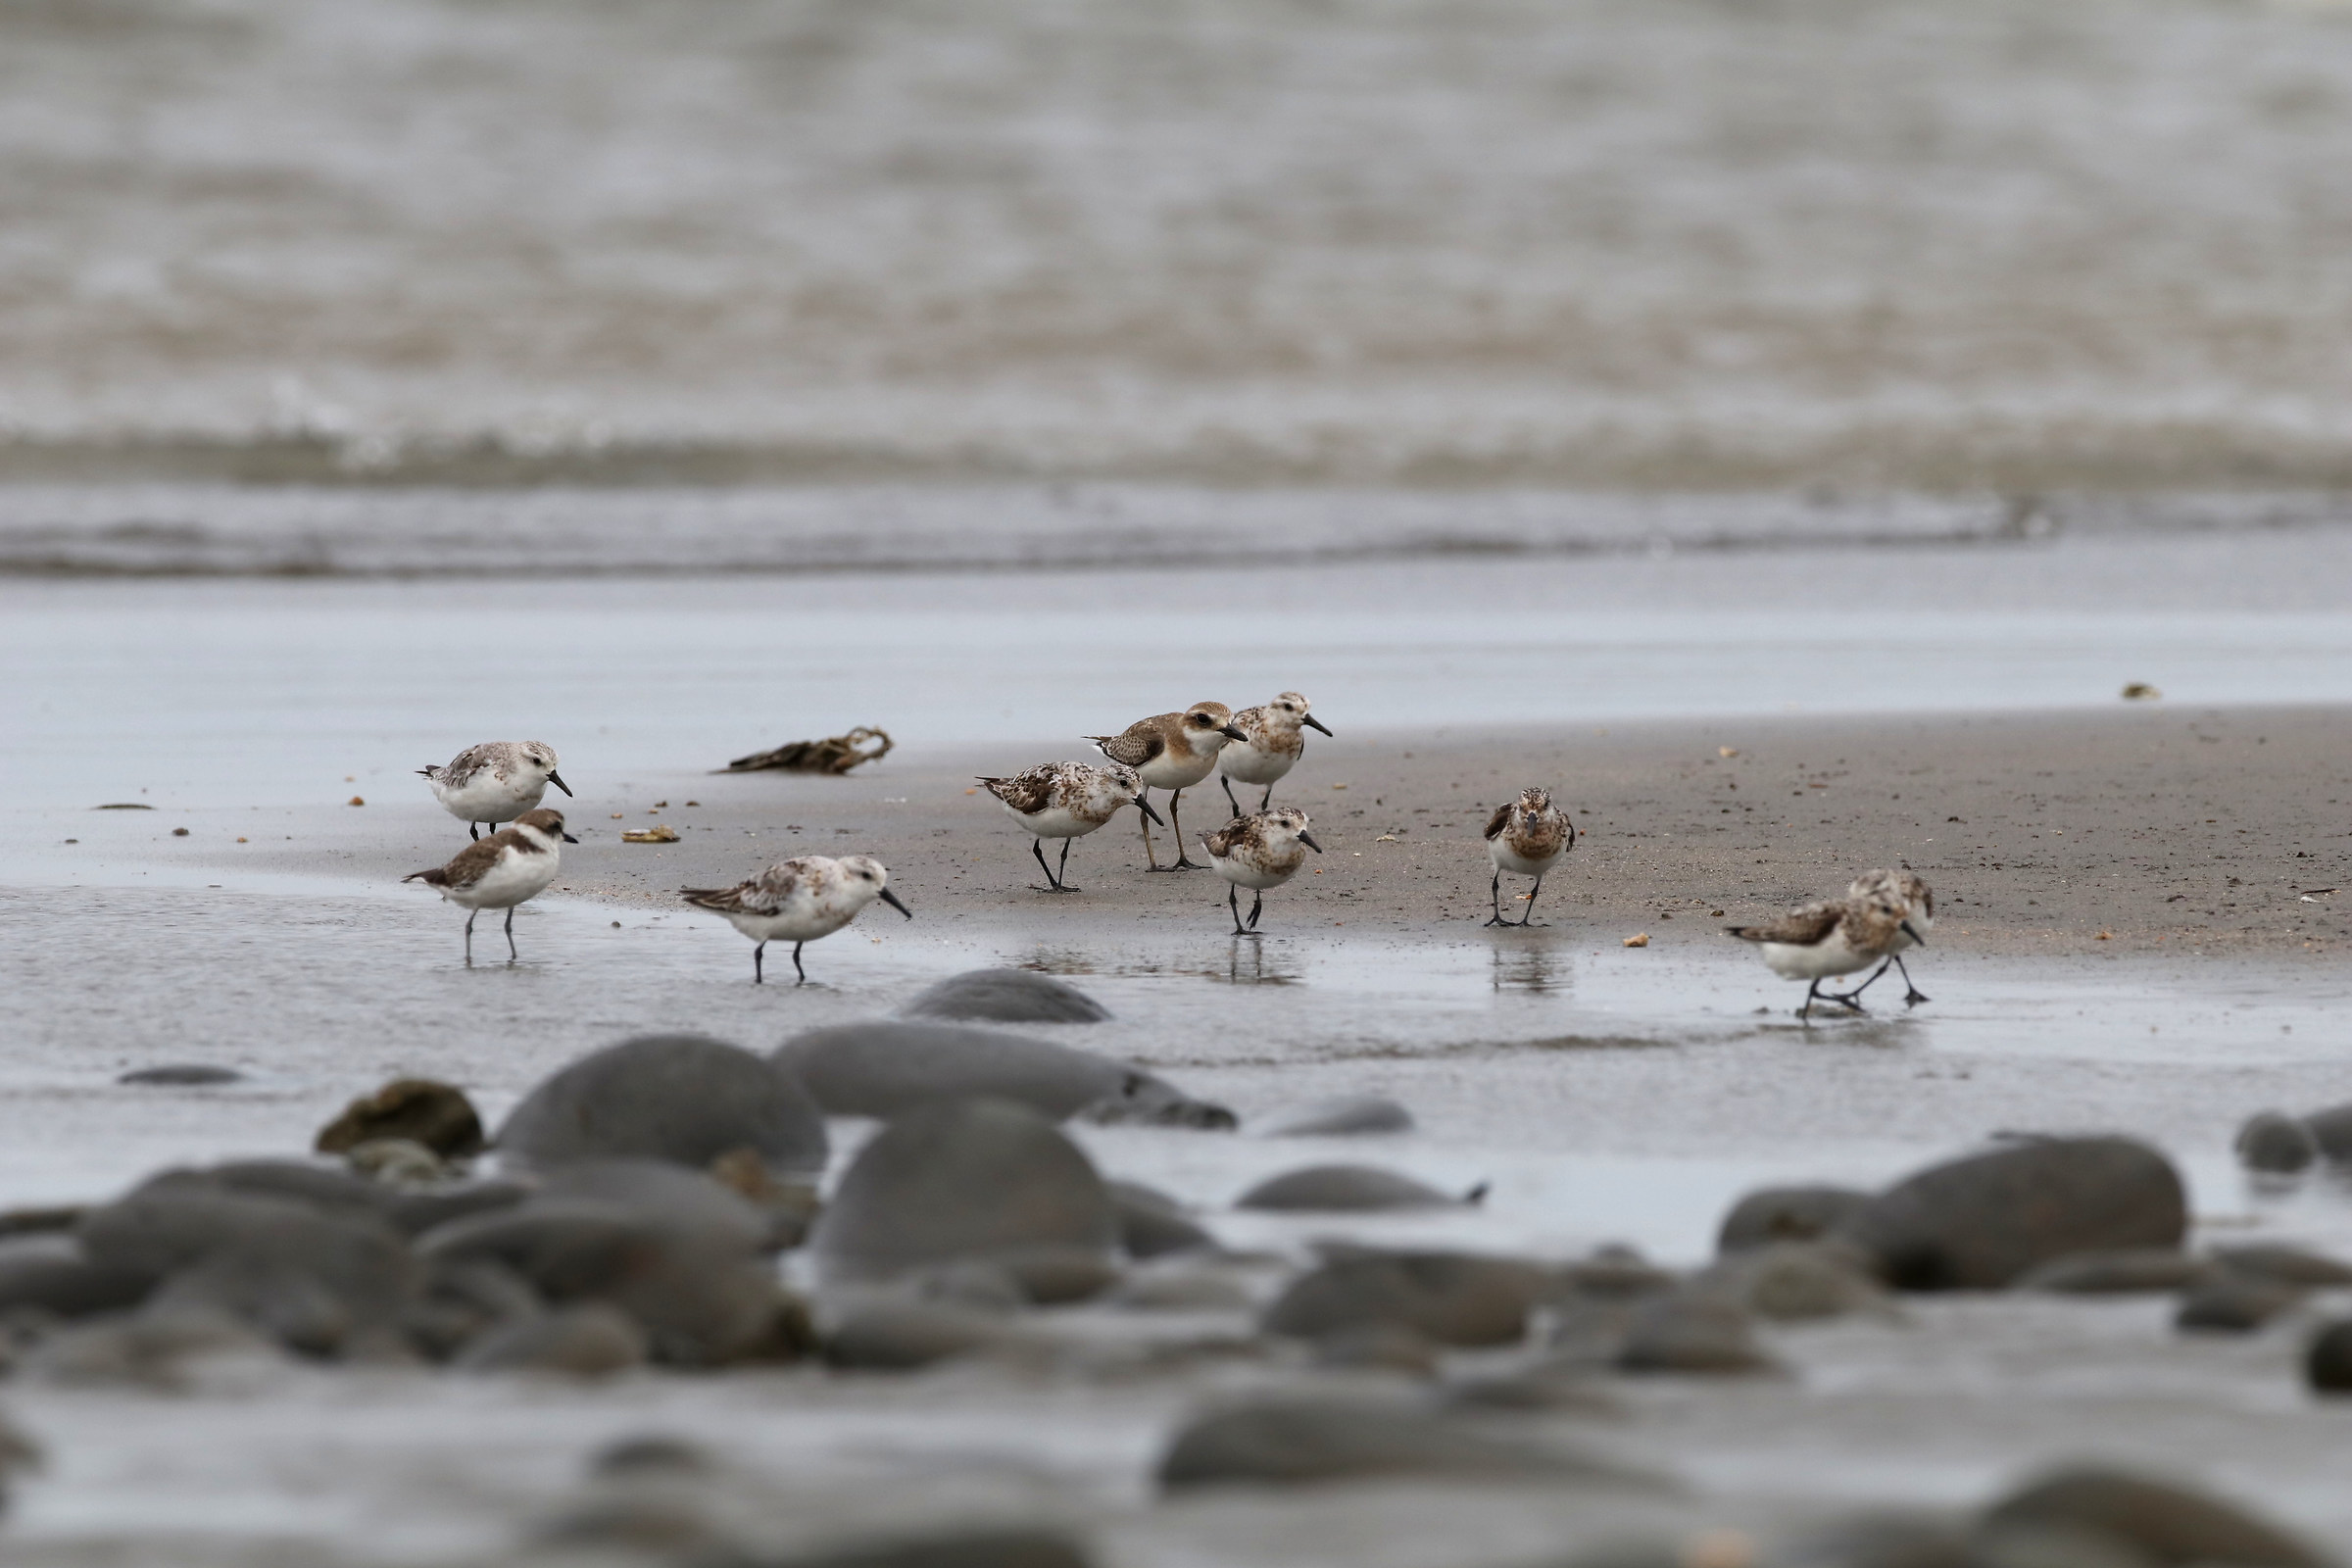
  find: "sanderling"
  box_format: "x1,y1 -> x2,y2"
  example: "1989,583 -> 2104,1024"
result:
419,742 -> 571,839
680,855 -> 911,984
1219,691 -> 1333,814
1833,867 -> 1936,1006
1200,808 -> 1323,934
1725,879 -> 1924,1022
1086,702 -> 1248,871
977,761 -> 1161,892
402,807 -> 577,962
1482,786 -> 1576,927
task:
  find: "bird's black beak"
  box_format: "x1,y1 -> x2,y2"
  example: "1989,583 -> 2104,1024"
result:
1298,831 -> 1324,853
548,771 -> 573,797
562,832 -> 580,843
1219,724 -> 1249,742
1901,921 -> 1926,946
1302,715 -> 1333,736
879,887 -> 912,919
1134,793 -> 1165,825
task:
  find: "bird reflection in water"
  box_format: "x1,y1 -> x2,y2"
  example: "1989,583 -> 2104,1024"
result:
1492,945 -> 1569,995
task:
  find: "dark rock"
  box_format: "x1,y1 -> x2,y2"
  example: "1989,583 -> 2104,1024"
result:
591,1434 -> 713,1476
1106,1181 -> 1212,1259
1839,1138 -> 2185,1291
2234,1112 -> 2317,1175
1446,1359 -> 1625,1415
168,1159 -> 402,1221
1984,1465 -> 2333,1568
1311,1322 -> 1440,1376
1716,1185 -> 1873,1253
536,1159 -> 775,1252
0,1205 -> 84,1239
1156,1397 -> 1625,1490
1615,1294 -> 1776,1374
767,1528 -> 1095,1568
1692,1241 -> 1887,1322
118,1064 -> 243,1086
775,1022 -> 1227,1128
822,1299 -> 1006,1370
148,1255 -> 353,1356
809,1099 -> 1118,1284
78,1185 -> 418,1326
1783,1515 -> 1977,1568
2306,1318 -> 2352,1394
1235,1165 -> 1474,1212
1557,1248 -> 1680,1299
2016,1250 -> 2218,1295
2210,1243 -> 2352,1287
1107,1266 -> 1254,1312
905,1258 -> 1028,1314
996,1246 -> 1120,1305
901,968 -> 1111,1024
458,1303 -> 648,1374
386,1180 -> 531,1237
499,1034 -> 827,1173
1257,1097 -> 1415,1137
1263,1250 -> 1546,1347
404,1256 -> 542,1359
0,1243 -> 160,1318
2303,1102 -> 2352,1161
1969,1520 -> 2159,1568
2174,1276 -> 2304,1334
317,1078 -> 486,1157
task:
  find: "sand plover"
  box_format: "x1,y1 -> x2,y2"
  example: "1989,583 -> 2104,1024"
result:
977,761 -> 1162,892
419,742 -> 571,839
680,855 -> 911,984
1482,786 -> 1576,927
1832,868 -> 1936,1006
1200,808 -> 1323,934
1087,702 -> 1248,871
1219,691 -> 1333,814
403,807 -> 577,962
1725,880 -> 1924,1022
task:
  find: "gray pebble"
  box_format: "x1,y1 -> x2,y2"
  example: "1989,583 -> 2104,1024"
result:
1257,1097 -> 1415,1137
1263,1249 -> 1547,1347
1615,1293 -> 1776,1375
1156,1396 -> 1634,1490
2234,1111 -> 2317,1175
900,968 -> 1110,1024
1106,1181 -> 1212,1259
118,1064 -> 243,1086
2303,1102 -> 2352,1162
458,1303 -> 647,1375
498,1034 -> 828,1173
2209,1242 -> 2352,1287
1716,1184 -> 1873,1253
1691,1241 -> 1887,1322
1984,1464 -> 2333,1568
1235,1165 -> 1476,1212
2174,1276 -> 2304,1334
822,1298 -> 1007,1371
2016,1249 -> 2219,1295
776,1021 -> 1227,1128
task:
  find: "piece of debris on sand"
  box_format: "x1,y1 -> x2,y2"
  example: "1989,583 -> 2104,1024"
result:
719,726 -> 894,775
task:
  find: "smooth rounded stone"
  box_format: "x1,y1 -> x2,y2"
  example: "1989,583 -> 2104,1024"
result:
901,968 -> 1111,1024
1692,1241 -> 1888,1322
1446,1360 -> 1626,1415
498,1034 -> 828,1173
2015,1250 -> 2219,1295
1263,1250 -> 1548,1347
1716,1185 -> 1874,1254
1155,1396 -> 1625,1490
906,1258 -> 1029,1314
1556,1248 -> 1681,1300
316,1077 -> 486,1157
1106,1181 -> 1213,1259
156,1159 -> 403,1221
1984,1465 -> 2334,1568
2208,1243 -> 2352,1287
760,1528 -> 1096,1568
591,1434 -> 714,1477
118,1064 -> 242,1086
2306,1318 -> 2352,1393
1838,1138 -> 2186,1291
0,1250 -> 160,1319
822,1298 -> 1009,1370
810,1099 -> 1118,1283
1310,1322 -> 1440,1376
344,1139 -> 447,1186
2301,1102 -> 2352,1162
536,1159 -> 775,1251
1235,1165 -> 1475,1212
385,1180 -> 530,1237
996,1246 -> 1121,1305
1106,1266 -> 1256,1313
1970,1520 -> 2161,1568
775,1021 -> 1229,1129
404,1256 -> 543,1359
1615,1295 -> 1776,1374
2174,1276 -> 2305,1334
2234,1112 -> 2318,1175
29,1309 -> 280,1389
458,1302 -> 648,1375
1780,1514 -> 1976,1568
148,1255 -> 352,1356
78,1186 -> 418,1321
1256,1097 -> 1415,1138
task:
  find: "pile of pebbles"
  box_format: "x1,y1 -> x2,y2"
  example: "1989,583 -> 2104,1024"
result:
0,968 -> 2344,1567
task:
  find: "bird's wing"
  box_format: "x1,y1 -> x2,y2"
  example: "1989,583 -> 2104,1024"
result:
979,771 -> 1053,814
1725,900 -> 1844,946
1088,724 -> 1163,767
429,836 -> 507,891
1482,804 -> 1512,841
1201,818 -> 1249,858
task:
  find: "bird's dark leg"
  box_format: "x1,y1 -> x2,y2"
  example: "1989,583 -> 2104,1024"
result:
1822,959 -> 1890,1008
792,942 -> 807,985
1032,836 -> 1059,891
1798,978 -> 1821,1023
504,906 -> 517,961
1229,883 -> 1247,935
463,909 -> 476,964
1248,891 -> 1264,930
1894,956 -> 1929,1006
1221,775 -> 1242,815
468,822 -> 480,841
1517,874 -> 1544,927
1056,837 -> 1075,892
754,941 -> 765,984
1485,871 -> 1508,926
1259,784 -> 1273,812
1166,790 -> 1204,870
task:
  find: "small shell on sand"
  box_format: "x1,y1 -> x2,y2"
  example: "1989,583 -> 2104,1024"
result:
1624,933 -> 1650,948
621,826 -> 679,843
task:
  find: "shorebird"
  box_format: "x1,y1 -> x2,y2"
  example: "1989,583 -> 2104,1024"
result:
680,855 -> 910,984
419,742 -> 571,839
1219,691 -> 1333,814
1086,702 -> 1248,871
403,807 -> 577,962
977,761 -> 1161,892
1200,808 -> 1323,934
1482,787 -> 1576,927
1725,880 -> 1924,1022
1830,868 -> 1936,1007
